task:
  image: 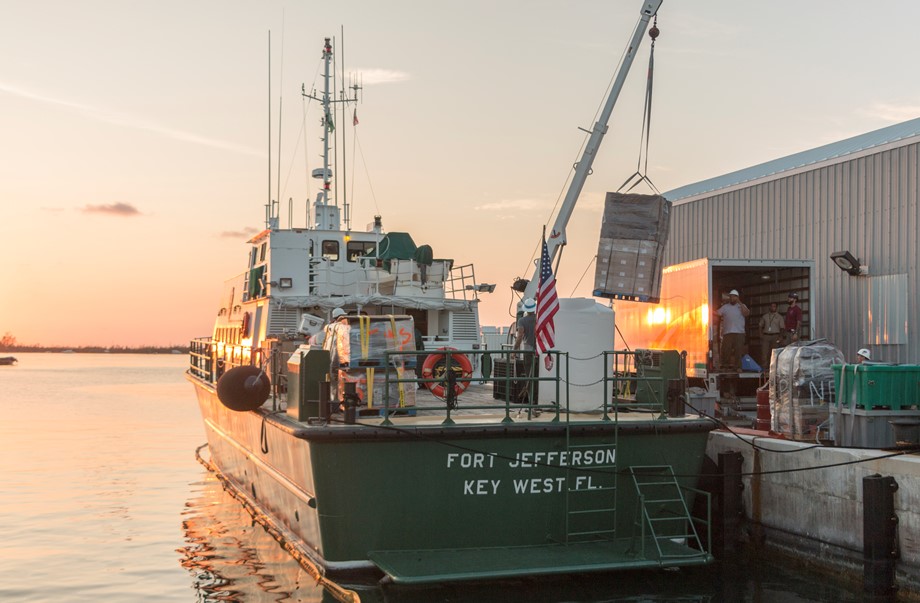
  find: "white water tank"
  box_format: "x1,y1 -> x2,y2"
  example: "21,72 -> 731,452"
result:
539,298 -> 614,412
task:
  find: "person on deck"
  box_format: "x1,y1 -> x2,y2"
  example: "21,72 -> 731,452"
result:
513,298 -> 538,404
758,302 -> 784,370
856,348 -> 871,364
715,289 -> 750,372
514,298 -> 536,354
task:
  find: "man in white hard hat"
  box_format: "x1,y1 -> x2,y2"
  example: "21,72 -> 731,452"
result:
856,348 -> 871,364
714,289 -> 750,372
310,308 -> 347,350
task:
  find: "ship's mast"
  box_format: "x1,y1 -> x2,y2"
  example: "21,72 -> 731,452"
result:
302,37 -> 359,231
521,0 -> 662,301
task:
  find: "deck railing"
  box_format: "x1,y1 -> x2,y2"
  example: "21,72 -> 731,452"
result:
188,339 -> 687,423
188,338 -> 262,384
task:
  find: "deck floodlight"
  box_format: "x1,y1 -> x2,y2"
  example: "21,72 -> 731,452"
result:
830,250 -> 864,276
511,278 -> 529,292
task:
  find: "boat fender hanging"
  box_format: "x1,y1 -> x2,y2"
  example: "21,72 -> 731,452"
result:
421,348 -> 473,400
241,312 -> 252,338
216,365 -> 271,411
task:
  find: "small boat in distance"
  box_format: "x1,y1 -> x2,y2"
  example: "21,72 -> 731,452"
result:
0,356 -> 17,366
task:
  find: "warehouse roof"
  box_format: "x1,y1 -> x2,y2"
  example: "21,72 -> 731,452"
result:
665,116 -> 920,203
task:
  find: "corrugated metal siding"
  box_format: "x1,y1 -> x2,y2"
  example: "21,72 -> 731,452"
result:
667,118 -> 920,202
663,140 -> 920,363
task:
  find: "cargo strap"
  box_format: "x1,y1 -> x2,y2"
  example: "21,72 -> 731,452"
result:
388,315 -> 406,407
358,315 -> 371,359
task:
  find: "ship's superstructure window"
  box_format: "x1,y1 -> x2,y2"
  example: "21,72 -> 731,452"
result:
347,240 -> 376,262
259,243 -> 267,262
249,247 -> 257,267
322,240 -> 339,261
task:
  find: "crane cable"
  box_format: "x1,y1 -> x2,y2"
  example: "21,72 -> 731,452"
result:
617,16 -> 661,195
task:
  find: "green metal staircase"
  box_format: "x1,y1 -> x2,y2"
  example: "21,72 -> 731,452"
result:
629,465 -> 707,559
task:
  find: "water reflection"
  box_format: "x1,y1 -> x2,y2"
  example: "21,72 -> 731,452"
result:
180,475 -> 325,602
179,474 -> 869,603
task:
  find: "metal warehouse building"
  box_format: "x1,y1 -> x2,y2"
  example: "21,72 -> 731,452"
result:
662,117 -> 920,364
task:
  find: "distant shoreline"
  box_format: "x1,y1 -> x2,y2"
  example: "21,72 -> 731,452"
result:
1,346 -> 189,354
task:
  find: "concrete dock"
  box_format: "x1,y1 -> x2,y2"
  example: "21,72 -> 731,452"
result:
707,430 -> 920,595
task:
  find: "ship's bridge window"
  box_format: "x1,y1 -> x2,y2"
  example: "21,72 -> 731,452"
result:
259,242 -> 267,262
249,247 -> 258,267
346,240 -> 376,262
322,240 -> 339,261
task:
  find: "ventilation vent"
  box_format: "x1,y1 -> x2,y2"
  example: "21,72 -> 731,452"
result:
268,307 -> 300,335
450,311 -> 480,342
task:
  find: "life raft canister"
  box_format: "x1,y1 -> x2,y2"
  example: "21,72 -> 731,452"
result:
421,347 -> 473,400
241,311 -> 252,338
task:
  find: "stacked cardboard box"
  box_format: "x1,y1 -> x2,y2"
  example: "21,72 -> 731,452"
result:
593,192 -> 670,302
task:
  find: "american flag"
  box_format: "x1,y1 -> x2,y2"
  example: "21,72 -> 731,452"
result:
535,238 -> 559,355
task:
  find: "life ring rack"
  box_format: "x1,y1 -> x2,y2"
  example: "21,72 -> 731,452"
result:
421,347 -> 473,400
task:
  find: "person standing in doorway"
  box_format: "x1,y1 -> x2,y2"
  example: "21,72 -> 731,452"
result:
758,302 -> 783,370
715,289 -> 750,372
783,293 -> 803,345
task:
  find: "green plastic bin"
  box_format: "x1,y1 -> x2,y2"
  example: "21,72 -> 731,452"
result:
833,364 -> 920,410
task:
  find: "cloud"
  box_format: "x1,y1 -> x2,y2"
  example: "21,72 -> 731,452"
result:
861,102 -> 920,124
474,198 -> 544,212
82,203 -> 141,216
219,227 -> 261,239
0,81 -> 263,157
352,69 -> 411,86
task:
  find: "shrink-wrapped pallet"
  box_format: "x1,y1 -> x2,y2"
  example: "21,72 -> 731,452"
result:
770,342 -> 844,439
336,367 -> 417,407
325,314 -> 417,368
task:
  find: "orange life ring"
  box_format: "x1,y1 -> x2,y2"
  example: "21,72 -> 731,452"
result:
241,311 -> 252,338
421,347 -> 473,399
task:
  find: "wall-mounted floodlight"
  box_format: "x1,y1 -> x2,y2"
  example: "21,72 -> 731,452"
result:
830,250 -> 867,276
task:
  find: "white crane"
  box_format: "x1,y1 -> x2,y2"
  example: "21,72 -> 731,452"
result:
520,0 -> 662,301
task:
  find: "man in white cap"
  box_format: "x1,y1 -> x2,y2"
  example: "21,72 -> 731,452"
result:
856,348 -> 871,364
514,298 -> 538,405
715,289 -> 750,372
514,298 -> 537,353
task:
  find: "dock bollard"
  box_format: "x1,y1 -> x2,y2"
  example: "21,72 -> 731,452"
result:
317,382 -> 331,421
667,379 -> 684,417
863,474 -> 899,597
717,451 -> 744,558
343,382 -> 358,425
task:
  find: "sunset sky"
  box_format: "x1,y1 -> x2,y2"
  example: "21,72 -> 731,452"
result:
3,1 -> 920,347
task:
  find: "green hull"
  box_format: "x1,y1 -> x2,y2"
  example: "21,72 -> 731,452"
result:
193,378 -> 714,583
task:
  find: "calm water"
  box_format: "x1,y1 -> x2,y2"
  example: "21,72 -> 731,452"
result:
0,353 -> 866,602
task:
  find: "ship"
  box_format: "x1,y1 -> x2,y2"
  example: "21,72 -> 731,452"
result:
187,0 -> 716,590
